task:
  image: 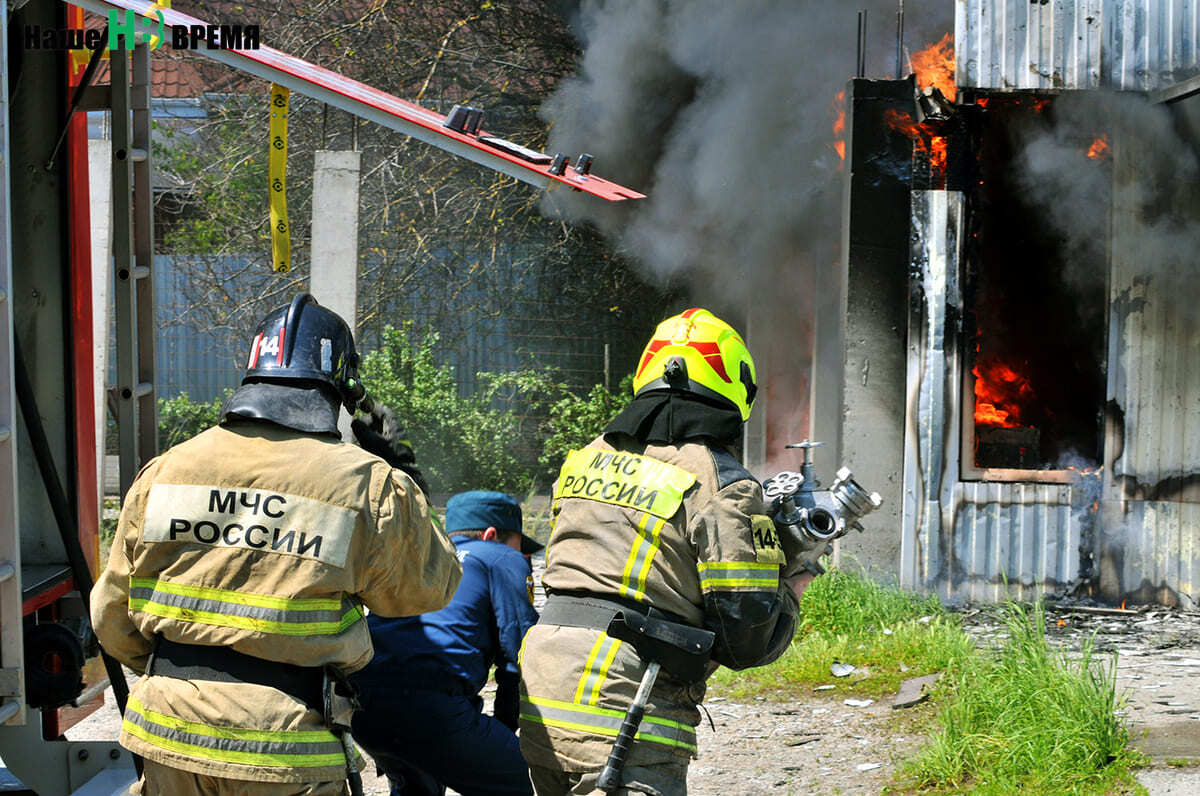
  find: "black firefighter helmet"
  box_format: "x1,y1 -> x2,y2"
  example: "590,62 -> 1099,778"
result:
221,293 -> 363,436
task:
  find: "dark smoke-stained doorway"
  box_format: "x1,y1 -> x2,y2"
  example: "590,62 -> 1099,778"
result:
960,93 -> 1109,480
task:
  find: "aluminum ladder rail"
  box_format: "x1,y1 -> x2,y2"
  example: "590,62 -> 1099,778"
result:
110,37 -> 158,500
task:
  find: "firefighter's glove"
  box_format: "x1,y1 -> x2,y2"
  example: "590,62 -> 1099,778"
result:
351,404 -> 431,496
777,524 -> 823,580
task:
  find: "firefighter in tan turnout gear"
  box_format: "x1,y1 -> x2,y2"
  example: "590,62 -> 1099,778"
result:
91,294 -> 462,796
519,308 -> 813,795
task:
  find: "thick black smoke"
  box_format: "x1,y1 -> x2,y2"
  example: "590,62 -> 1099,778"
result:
539,0 -> 951,462
1015,91 -> 1200,318
1014,93 -> 1200,483
542,0 -> 950,301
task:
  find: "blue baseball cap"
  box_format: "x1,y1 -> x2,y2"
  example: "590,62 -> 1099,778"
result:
445,491 -> 543,554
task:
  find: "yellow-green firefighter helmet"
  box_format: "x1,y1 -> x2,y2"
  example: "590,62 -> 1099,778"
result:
632,308 -> 757,421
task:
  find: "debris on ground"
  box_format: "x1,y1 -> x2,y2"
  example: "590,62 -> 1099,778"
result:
892,673 -> 941,710
830,662 -> 856,677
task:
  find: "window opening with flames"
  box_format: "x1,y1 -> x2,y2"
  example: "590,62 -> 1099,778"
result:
959,92 -> 1109,479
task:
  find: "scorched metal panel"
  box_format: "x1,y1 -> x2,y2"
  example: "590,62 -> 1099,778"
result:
951,481 -> 1083,602
1116,501 -> 1200,606
1101,125 -> 1200,607
1107,126 -> 1200,487
956,0 -> 1200,91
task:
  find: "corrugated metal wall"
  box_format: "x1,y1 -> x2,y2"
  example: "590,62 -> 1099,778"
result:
1108,236 -> 1200,486
890,3 -> 1200,605
143,254 -> 635,403
951,482 -> 1084,600
901,191 -> 964,595
1115,501 -> 1200,603
956,0 -> 1200,92
901,192 -> 1090,602
1099,123 -> 1200,607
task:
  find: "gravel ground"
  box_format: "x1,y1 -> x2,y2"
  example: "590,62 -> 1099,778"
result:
60,603 -> 1200,795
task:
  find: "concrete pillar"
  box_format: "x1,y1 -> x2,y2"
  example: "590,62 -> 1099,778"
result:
836,79 -> 915,580
809,258 -> 845,480
88,139 -> 112,507
309,150 -> 361,438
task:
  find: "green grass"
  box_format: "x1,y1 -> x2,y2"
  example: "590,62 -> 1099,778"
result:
710,565 -> 973,698
709,569 -> 1142,793
896,600 -> 1143,795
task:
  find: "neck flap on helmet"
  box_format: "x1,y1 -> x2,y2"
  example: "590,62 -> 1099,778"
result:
603,390 -> 744,448
220,382 -> 342,437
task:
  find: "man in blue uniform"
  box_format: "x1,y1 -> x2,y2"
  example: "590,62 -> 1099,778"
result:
352,490 -> 542,796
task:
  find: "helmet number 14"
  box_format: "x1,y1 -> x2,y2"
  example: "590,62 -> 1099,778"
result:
259,334 -> 281,361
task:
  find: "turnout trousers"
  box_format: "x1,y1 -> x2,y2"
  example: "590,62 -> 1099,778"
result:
527,762 -> 687,796
134,759 -> 347,796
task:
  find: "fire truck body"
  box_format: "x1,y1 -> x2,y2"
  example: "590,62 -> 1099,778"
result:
0,0 -> 133,791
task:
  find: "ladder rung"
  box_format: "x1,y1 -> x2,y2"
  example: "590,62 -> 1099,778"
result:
131,266 -> 150,279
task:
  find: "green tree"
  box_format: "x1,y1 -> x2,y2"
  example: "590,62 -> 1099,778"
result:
359,324 -> 562,495
151,330 -> 637,495
157,391 -> 229,450
540,374 -> 634,470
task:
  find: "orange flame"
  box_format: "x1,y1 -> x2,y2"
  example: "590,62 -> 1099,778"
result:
1086,134 -> 1109,160
884,109 -> 921,139
911,33 -> 956,101
884,110 -> 949,184
930,136 -> 948,175
973,355 -> 1035,428
832,90 -> 846,161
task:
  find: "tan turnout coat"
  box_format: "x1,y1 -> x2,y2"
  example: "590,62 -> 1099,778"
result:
519,434 -> 796,775
91,422 -> 462,784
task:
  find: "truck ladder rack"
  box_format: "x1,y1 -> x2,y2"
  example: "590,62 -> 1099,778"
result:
110,40 -> 157,499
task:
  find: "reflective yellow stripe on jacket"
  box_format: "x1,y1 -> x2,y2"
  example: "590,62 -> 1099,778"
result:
619,512 -> 667,602
520,695 -> 697,753
123,696 -> 345,769
696,561 -> 779,592
129,577 -> 362,636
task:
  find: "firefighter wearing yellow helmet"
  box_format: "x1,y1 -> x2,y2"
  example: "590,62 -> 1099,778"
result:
519,308 -> 812,795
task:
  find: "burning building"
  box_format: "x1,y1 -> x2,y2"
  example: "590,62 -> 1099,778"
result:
837,1 -> 1200,606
